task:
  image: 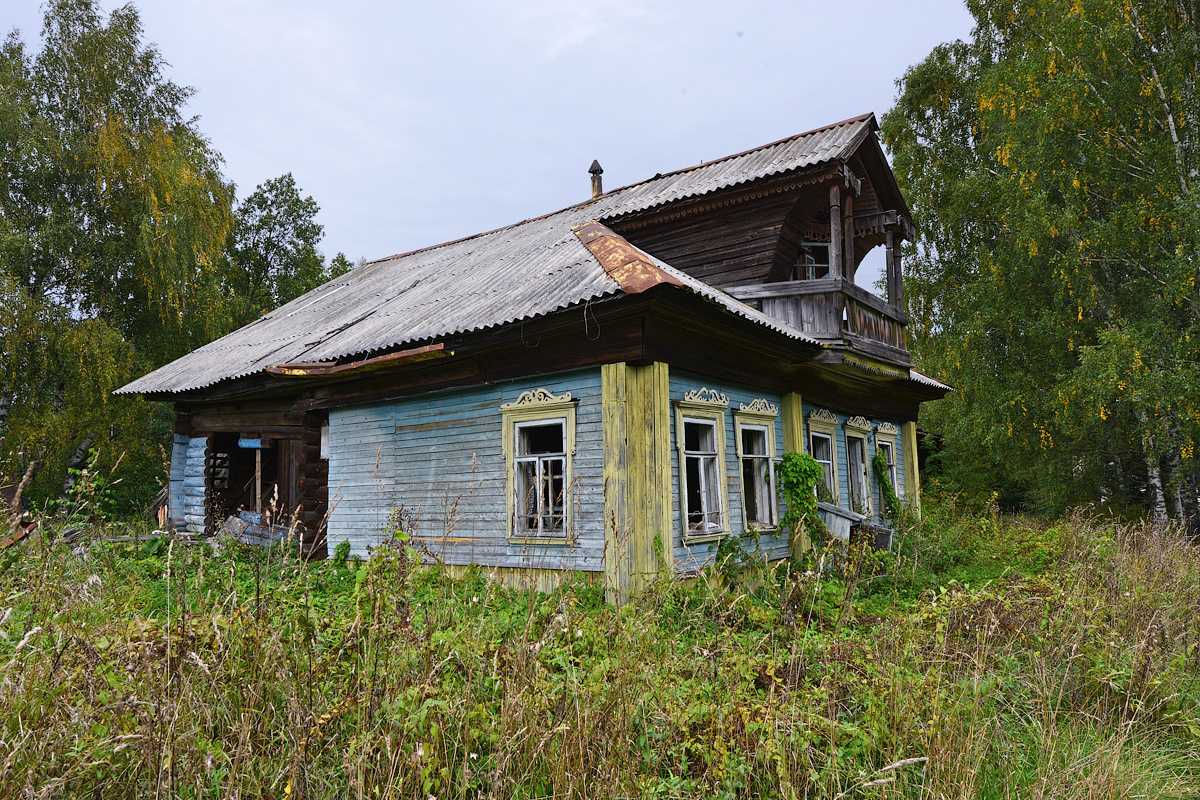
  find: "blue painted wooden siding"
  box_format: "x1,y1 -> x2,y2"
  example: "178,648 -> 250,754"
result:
668,372 -> 789,574
182,436 -> 207,532
169,433 -> 188,530
800,402 -> 907,518
327,369 -> 605,571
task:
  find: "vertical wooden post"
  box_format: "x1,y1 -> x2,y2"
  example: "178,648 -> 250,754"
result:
842,193 -> 855,282
629,362 -> 671,597
892,235 -> 905,309
828,184 -> 846,338
885,229 -> 897,306
828,185 -> 842,280
781,392 -> 809,557
902,421 -> 922,517
602,361 -> 671,604
255,449 -> 262,515
602,363 -> 630,604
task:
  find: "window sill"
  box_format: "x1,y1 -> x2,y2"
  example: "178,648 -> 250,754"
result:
507,535 -> 572,547
682,530 -> 729,546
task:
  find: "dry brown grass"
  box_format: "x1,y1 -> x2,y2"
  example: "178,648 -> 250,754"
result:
0,509 -> 1196,798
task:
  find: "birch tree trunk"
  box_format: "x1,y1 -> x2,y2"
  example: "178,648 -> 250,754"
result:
1144,449 -> 1169,522
61,435 -> 94,495
0,387 -> 10,443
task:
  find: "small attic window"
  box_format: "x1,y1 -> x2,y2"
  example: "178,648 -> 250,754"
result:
792,243 -> 830,281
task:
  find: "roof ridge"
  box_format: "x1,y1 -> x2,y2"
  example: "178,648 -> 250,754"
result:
362,200 -> 590,266
364,113 -> 876,266
596,112 -> 876,199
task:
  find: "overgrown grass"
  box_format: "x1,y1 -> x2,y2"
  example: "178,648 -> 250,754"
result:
1,501 -> 1198,798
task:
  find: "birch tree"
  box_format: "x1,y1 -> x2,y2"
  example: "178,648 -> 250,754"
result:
0,0 -> 232,509
884,0 -> 1200,519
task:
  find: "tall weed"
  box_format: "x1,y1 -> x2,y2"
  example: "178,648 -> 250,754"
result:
0,505 -> 1196,797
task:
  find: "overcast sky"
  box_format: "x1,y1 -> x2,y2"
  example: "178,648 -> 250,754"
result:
7,1 -> 975,287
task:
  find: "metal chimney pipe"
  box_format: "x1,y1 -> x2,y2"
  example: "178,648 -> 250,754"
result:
589,160 -> 603,198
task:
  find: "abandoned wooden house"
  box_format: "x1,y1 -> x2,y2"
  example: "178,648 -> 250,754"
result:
118,112 -> 949,601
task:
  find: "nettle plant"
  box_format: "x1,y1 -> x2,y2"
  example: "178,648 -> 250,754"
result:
777,451 -> 828,550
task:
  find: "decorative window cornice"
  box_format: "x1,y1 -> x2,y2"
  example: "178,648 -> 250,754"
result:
845,415 -> 872,434
501,389 -> 573,409
876,422 -> 899,438
679,387 -> 728,407
738,398 -> 778,415
808,408 -> 838,425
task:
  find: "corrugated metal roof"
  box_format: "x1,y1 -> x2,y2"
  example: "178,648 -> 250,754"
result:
118,115 -> 871,396
594,114 -> 873,220
908,369 -> 953,392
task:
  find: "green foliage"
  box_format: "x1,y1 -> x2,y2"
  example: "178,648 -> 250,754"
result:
0,2 -> 348,510
883,0 -> 1200,520
711,527 -> 764,590
872,448 -> 903,522
0,0 -> 230,506
776,450 -> 827,549
1,503 -> 1198,797
223,173 -> 351,328
332,537 -> 351,566
51,448 -> 121,525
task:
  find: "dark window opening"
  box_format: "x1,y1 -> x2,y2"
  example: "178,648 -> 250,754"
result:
514,420 -> 567,537
792,242 -> 831,281
740,426 -> 774,527
683,418 -> 722,534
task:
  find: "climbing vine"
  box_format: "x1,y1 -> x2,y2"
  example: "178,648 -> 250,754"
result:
777,451 -> 828,549
872,449 -> 903,522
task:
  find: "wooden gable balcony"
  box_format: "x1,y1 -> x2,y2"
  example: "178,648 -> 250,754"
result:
725,277 -> 910,366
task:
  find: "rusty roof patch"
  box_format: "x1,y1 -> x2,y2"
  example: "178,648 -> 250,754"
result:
572,221 -> 685,294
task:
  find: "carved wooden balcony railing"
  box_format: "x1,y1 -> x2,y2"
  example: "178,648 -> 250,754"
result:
725,277 -> 909,366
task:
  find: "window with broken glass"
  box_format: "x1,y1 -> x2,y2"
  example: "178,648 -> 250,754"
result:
682,418 -> 724,535
513,419 -> 567,538
877,440 -> 897,492
846,433 -> 870,515
810,431 -> 835,501
738,424 -> 776,529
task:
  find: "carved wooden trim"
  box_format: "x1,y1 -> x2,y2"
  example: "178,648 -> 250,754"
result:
876,422 -> 899,438
738,398 -> 778,415
680,387 -> 729,406
501,389 -> 573,409
808,408 -> 838,425
844,415 -> 872,434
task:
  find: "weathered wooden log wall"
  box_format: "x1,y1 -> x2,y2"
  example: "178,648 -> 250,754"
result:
297,412 -> 329,558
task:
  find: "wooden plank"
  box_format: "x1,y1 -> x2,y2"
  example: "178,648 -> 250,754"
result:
902,421 -> 922,517
438,563 -> 603,594
829,184 -> 843,280
838,335 -> 912,367
781,392 -> 804,454
625,362 -> 670,597
601,363 -> 630,604
780,390 -> 810,559
724,277 -> 908,325
843,193 -> 855,282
